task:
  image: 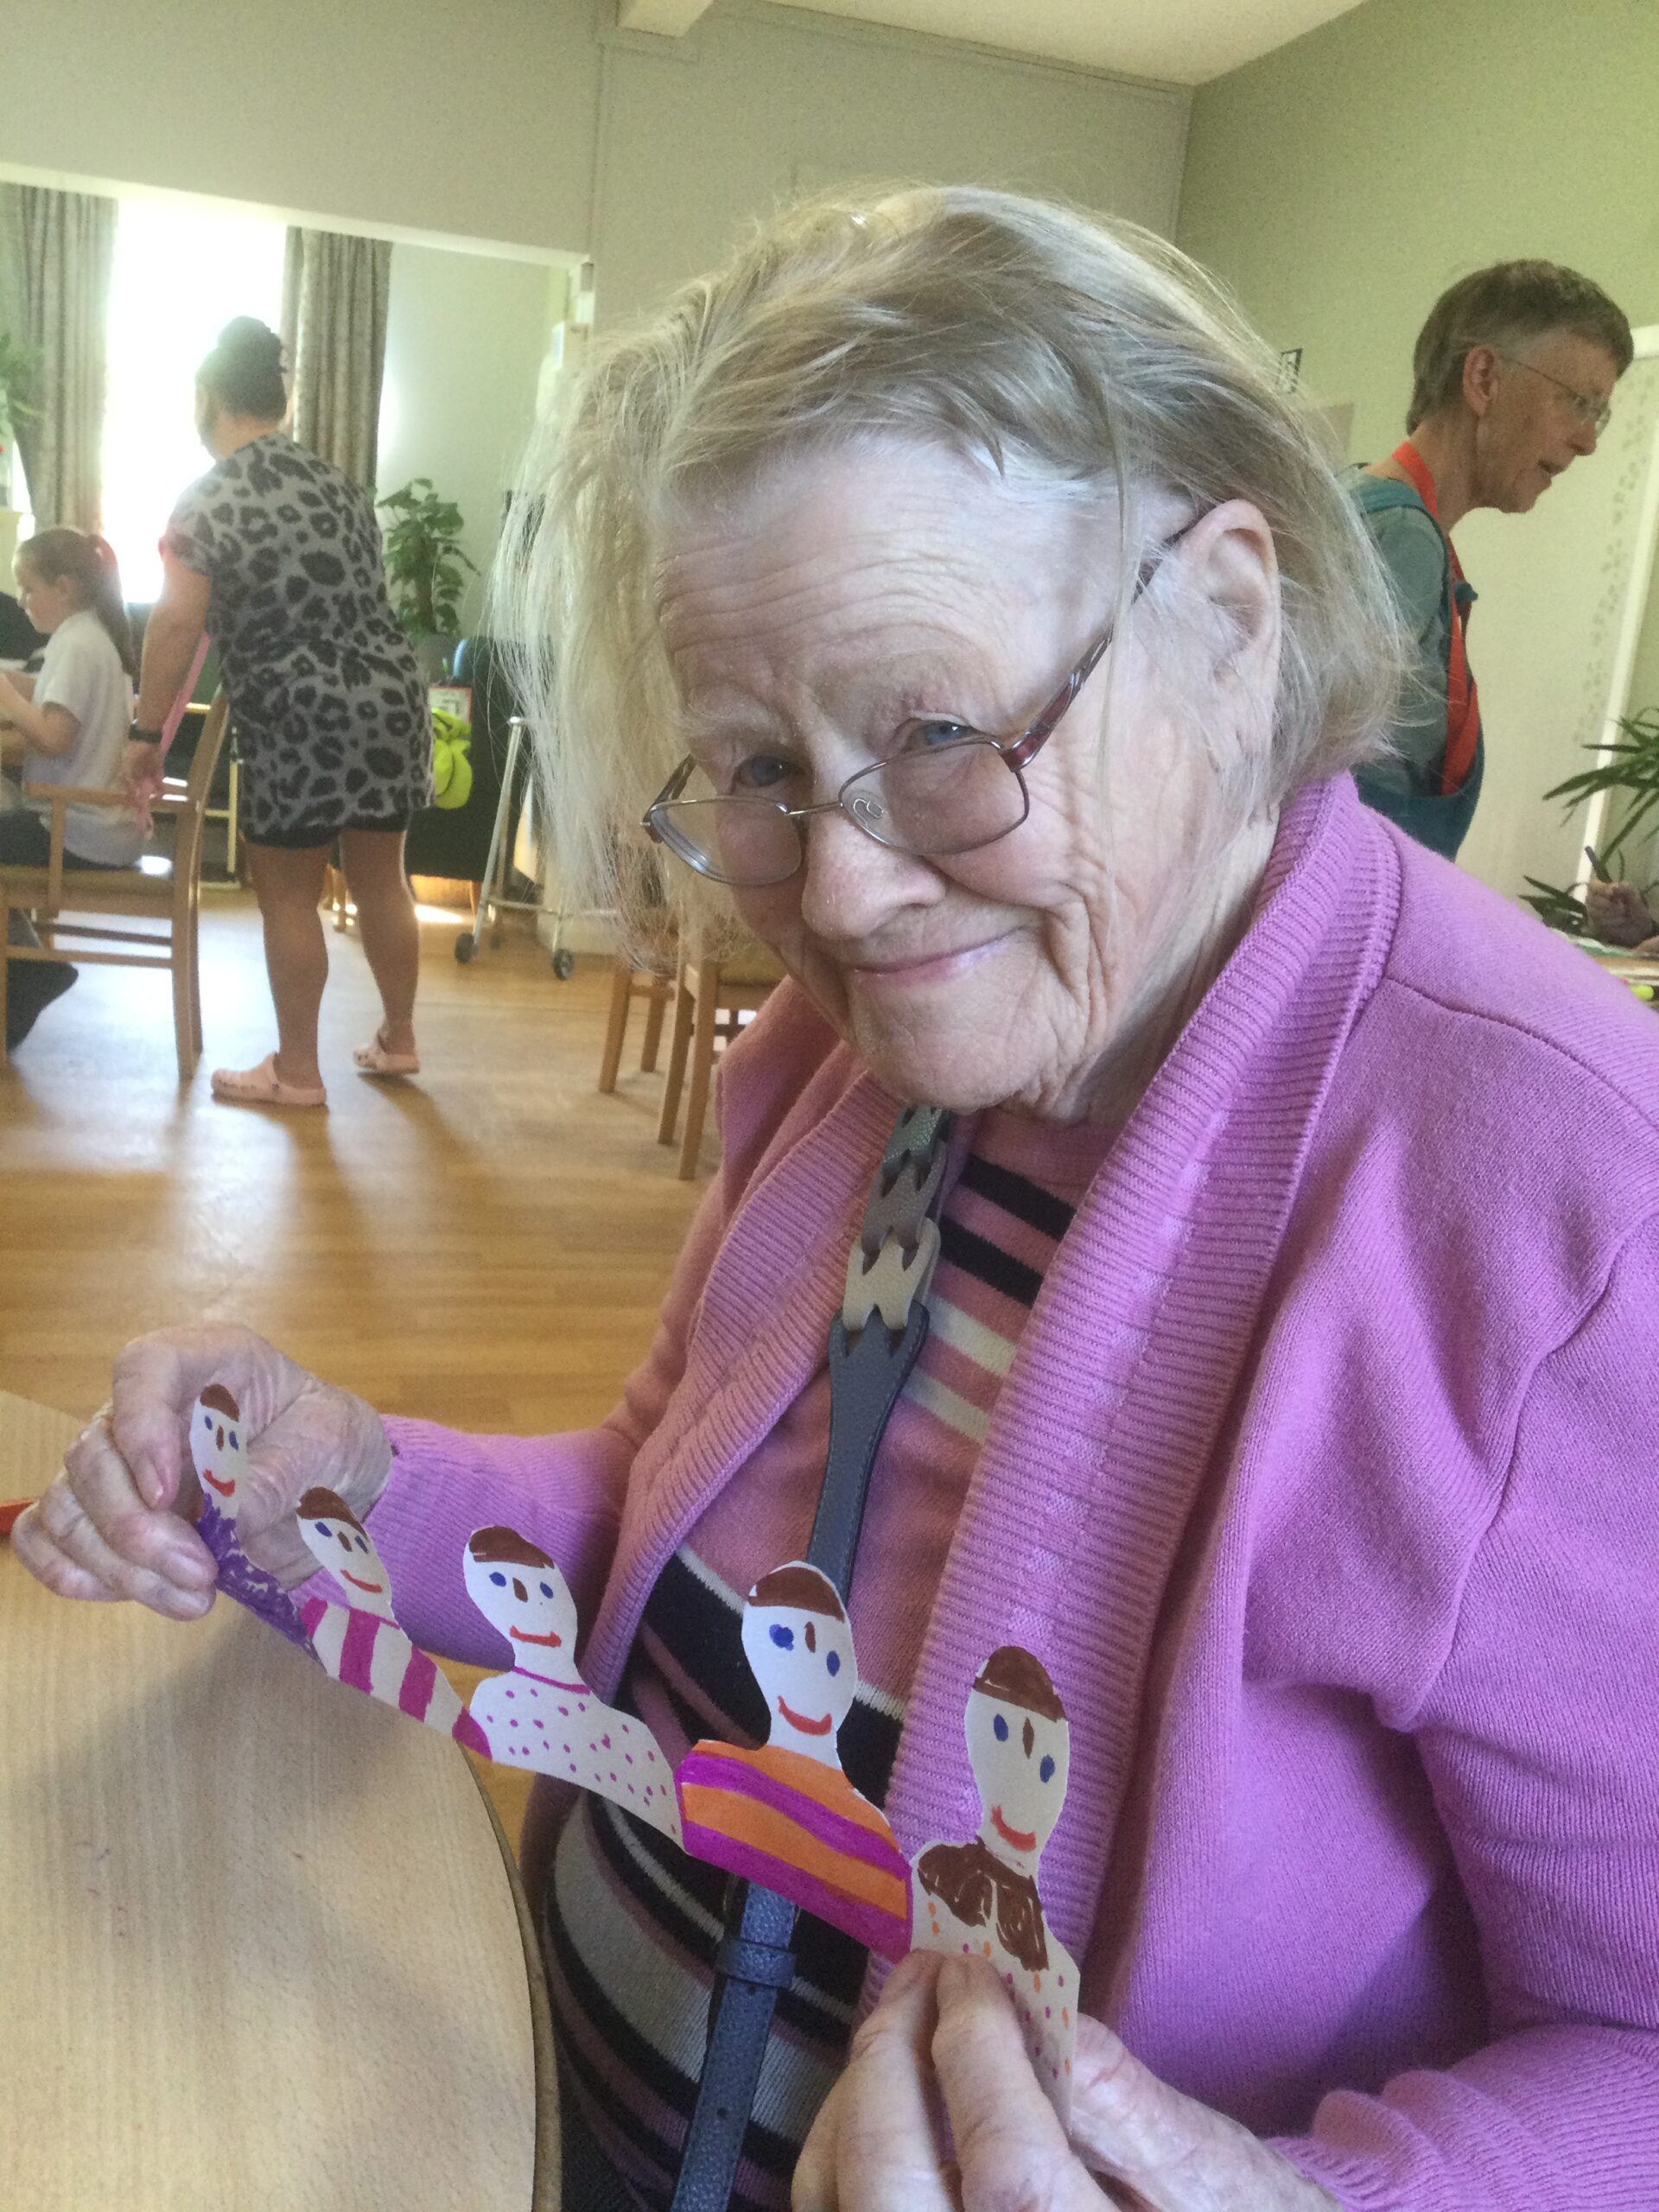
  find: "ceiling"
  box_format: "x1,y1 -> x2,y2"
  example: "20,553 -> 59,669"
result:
615,0 -> 1374,85
779,0 -> 1371,84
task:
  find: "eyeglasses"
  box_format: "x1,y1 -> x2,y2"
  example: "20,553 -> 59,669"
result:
643,530 -> 1186,888
1496,352 -> 1613,435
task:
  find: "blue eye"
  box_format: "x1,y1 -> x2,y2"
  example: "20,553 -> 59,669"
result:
539,1581 -> 553,1599
993,1713 -> 1009,1742
313,1521 -> 330,1535
733,753 -> 798,794
1039,1755 -> 1055,1783
229,1432 -> 238,1450
490,1571 -> 506,1587
913,718 -> 975,749
768,1624 -> 794,1649
355,1535 -> 368,1552
825,1649 -> 841,1676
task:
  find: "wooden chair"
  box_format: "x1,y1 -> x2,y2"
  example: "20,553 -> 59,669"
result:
658,937 -> 785,1178
597,943 -> 676,1095
0,691 -> 230,1079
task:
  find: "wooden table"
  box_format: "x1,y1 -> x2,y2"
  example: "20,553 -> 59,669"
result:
0,1395 -> 558,2209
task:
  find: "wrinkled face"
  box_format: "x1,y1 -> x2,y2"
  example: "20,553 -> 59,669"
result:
1475,331 -> 1620,514
463,1546 -> 580,1662
741,1602 -> 857,1757
299,1510 -> 397,1622
965,1691 -> 1070,1865
656,441 -> 1267,1122
190,1399 -> 247,1521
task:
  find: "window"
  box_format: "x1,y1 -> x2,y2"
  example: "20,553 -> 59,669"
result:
102,199 -> 285,602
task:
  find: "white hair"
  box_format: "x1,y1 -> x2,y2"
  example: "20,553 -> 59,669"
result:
494,185 -> 1405,944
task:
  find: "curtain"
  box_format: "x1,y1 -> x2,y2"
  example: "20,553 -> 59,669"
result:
280,227 -> 391,486
0,185 -> 117,532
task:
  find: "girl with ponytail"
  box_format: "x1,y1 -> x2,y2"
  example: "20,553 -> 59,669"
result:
0,528 -> 143,1046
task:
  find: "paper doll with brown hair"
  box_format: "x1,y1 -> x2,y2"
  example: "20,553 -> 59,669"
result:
676,1562 -> 912,1960
912,1645 -> 1077,2116
461,1526 -> 681,1842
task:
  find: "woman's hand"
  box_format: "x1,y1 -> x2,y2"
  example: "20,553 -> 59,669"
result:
122,738 -> 165,803
793,1952 -> 1338,2212
12,1325 -> 392,1618
1583,879 -> 1657,950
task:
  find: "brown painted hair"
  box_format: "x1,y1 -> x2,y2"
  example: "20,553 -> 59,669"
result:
467,1524 -> 557,1570
748,1562 -> 845,1620
299,1486 -> 365,1532
200,1382 -> 240,1420
972,1646 -> 1065,1723
16,528 -> 137,677
1407,260 -> 1632,432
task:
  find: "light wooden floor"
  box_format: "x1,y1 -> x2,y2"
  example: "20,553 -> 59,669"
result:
0,893 -> 709,1847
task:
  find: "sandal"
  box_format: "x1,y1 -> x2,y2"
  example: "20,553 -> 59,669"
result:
354,1029 -> 421,1077
211,1054 -> 328,1109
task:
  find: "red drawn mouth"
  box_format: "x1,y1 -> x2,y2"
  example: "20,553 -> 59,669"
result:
511,1626 -> 563,1647
201,1468 -> 235,1497
777,1696 -> 833,1736
341,1570 -> 383,1594
991,1805 -> 1037,1853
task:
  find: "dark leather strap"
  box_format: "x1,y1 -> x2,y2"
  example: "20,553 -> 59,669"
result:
666,1103 -> 950,2212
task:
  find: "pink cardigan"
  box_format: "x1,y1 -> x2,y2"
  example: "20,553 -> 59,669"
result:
365,776 -> 1659,2209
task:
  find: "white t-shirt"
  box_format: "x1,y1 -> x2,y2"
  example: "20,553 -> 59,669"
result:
27,610 -> 141,866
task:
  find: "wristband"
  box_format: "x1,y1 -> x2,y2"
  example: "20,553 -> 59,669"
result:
129,724 -> 164,746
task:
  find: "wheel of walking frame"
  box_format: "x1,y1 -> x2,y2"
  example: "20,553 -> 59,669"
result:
454,931 -> 476,964
550,948 -> 576,980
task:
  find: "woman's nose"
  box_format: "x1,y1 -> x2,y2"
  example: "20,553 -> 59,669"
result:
796,804 -> 936,939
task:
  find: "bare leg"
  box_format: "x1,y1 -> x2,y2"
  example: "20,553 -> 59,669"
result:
244,839 -> 331,1089
340,827 -> 419,1057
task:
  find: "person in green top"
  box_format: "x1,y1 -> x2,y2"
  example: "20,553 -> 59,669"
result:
1348,261 -> 1631,860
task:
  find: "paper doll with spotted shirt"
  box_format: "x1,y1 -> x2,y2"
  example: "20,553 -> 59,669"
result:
911,1645 -> 1077,2119
461,1527 -> 681,1842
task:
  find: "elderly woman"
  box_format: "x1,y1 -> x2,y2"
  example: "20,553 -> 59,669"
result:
16,191 -> 1659,2212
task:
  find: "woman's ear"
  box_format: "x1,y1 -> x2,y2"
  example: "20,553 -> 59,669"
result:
1174,498 -> 1281,769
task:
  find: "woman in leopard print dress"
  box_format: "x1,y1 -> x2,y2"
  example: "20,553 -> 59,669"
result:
127,319 -> 434,1107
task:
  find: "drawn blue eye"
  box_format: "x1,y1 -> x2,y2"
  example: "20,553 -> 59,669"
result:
490,1570 -> 506,1587
769,1624 -> 794,1649
539,1581 -> 553,1599
993,1713 -> 1009,1742
314,1521 -> 330,1535
1039,1755 -> 1055,1783
826,1649 -> 841,1676
229,1432 -> 238,1450
355,1534 -> 368,1552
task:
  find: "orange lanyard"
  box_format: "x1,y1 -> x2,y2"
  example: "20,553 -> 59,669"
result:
1390,441 -> 1480,794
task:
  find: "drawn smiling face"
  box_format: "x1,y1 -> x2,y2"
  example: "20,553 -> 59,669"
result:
191,1385 -> 247,1520
462,1529 -> 580,1666
296,1486 -> 398,1622
963,1648 -> 1070,1871
739,1562 -> 857,1765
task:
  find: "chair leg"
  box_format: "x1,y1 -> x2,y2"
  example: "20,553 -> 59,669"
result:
639,977 -> 668,1072
0,912 -> 10,1067
187,899 -> 204,1058
677,966 -> 721,1179
658,970 -> 694,1144
171,931 -> 195,1080
598,957 -> 632,1094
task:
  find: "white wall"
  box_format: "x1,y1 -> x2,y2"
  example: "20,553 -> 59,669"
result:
3,0 -> 1190,311
378,246 -> 560,634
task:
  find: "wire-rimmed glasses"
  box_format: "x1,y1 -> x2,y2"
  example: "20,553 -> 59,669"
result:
1496,351 -> 1614,436
643,531 -> 1185,888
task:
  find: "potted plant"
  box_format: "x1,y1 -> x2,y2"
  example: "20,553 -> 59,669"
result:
378,478 -> 479,677
1523,708 -> 1659,936
0,332 -> 40,577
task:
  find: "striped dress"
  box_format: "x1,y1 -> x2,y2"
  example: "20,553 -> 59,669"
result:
546,1111 -> 1113,2208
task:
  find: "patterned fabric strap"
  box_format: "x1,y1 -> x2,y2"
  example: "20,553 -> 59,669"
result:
668,1103 -> 953,2212
1389,440 -> 1482,796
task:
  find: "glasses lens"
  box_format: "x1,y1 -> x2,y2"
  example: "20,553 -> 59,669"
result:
651,798 -> 801,886
849,741 -> 1028,856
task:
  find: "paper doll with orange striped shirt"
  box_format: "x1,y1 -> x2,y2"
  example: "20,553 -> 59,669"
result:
676,1562 -> 913,1963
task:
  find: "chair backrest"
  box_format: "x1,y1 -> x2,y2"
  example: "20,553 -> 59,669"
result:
169,690 -> 230,904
